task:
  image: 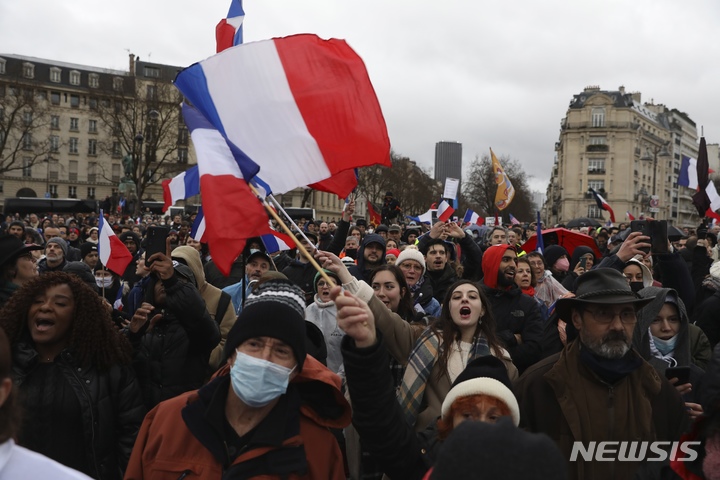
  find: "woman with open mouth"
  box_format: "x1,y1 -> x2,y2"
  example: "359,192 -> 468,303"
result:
0,272 -> 145,479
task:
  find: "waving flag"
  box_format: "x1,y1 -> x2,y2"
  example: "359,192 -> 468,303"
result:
261,231 -> 296,254
706,180 -> 720,212
190,206 -> 206,241
626,211 -> 635,221
183,103 -> 270,275
216,0 -> 244,53
678,155 -> 699,189
437,200 -> 454,222
367,201 -> 382,225
162,166 -> 200,212
463,209 -> 483,226
509,213 -> 520,225
408,209 -> 435,225
491,149 -> 515,210
590,188 -> 615,223
98,210 -> 133,275
174,34 -> 391,198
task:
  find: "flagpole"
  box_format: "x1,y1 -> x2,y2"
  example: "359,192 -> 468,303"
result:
249,186 -> 336,286
264,193 -> 319,253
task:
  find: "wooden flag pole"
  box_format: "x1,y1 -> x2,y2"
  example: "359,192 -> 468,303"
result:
248,184 -> 336,287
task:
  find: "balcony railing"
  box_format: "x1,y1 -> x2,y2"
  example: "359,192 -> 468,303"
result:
586,144 -> 608,152
587,168 -> 605,174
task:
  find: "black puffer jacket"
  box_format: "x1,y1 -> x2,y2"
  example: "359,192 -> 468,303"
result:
128,273 -> 220,410
13,342 -> 146,480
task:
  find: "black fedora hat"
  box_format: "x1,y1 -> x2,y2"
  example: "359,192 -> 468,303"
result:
0,235 -> 43,268
555,268 -> 655,320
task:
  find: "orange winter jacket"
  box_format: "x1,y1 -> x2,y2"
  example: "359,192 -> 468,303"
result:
125,355 -> 351,479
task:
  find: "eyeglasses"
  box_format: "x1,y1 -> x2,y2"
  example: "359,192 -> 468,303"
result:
316,280 -> 335,288
584,308 -> 637,325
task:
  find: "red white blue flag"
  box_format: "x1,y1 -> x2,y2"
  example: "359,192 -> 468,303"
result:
216,0 -> 244,53
261,231 -> 296,254
162,166 -> 200,213
590,188 -> 615,223
98,210 -> 133,275
437,200 -> 454,222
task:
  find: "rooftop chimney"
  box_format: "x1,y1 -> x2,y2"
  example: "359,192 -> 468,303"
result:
129,53 -> 135,76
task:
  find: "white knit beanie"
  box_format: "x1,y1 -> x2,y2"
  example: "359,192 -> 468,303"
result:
396,248 -> 426,275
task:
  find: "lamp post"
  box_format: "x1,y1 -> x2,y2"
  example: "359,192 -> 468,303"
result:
640,142 -> 671,217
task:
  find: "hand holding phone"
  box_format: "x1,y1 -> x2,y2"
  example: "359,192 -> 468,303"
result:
144,226 -> 169,266
665,366 -> 691,386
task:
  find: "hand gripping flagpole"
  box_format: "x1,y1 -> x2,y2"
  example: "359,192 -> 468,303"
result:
248,184 -> 336,287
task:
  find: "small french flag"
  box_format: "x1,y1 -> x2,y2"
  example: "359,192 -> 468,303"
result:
162,166 -> 200,213
437,200 -> 455,222
261,231 -> 296,254
190,207 -> 206,242
98,210 -> 133,275
463,209 -> 482,225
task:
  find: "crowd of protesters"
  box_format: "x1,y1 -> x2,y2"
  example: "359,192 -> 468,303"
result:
2,203 -> 720,479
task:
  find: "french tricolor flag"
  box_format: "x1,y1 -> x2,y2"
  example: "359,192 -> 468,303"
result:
98,210 -> 133,275
261,231 -> 296,254
590,188 -> 615,223
215,0 -> 244,53
183,103 -> 271,275
162,166 -> 200,213
190,207 -> 206,242
173,34 -> 391,198
437,200 -> 455,222
463,209 -> 483,226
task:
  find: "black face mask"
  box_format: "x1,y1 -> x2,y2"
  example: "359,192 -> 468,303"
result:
345,248 -> 358,260
629,282 -> 644,293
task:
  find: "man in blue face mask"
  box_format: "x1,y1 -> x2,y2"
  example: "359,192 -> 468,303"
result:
126,277 -> 351,479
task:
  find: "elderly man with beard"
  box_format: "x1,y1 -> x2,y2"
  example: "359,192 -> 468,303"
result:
515,268 -> 689,480
481,244 -> 544,374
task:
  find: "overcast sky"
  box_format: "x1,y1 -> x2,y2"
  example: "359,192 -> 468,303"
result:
2,0 -> 719,194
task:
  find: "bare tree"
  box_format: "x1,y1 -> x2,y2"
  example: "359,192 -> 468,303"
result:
464,153 -> 535,222
94,78 -> 184,213
0,80 -> 55,175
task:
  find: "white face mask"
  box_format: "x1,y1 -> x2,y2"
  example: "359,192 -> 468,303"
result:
95,276 -> 113,288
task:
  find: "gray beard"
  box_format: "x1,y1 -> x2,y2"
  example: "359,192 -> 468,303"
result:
580,330 -> 630,359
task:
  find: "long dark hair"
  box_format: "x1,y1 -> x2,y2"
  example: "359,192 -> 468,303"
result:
431,279 -> 504,377
0,272 -> 132,371
369,265 -> 415,321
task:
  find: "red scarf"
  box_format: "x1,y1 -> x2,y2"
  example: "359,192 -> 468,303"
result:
521,286 -> 536,297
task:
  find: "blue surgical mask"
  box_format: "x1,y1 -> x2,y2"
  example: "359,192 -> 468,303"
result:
653,335 -> 677,356
230,351 -> 295,408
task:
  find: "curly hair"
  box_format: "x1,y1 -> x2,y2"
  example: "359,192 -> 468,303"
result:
431,279 -> 504,378
0,272 -> 132,371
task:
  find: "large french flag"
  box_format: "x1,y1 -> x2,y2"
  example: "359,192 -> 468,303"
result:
678,155 -> 699,189
590,188 -> 615,223
174,34 -> 391,198
437,200 -> 455,222
215,0 -> 244,53
98,210 -> 133,275
183,103 -> 271,275
162,166 -> 200,212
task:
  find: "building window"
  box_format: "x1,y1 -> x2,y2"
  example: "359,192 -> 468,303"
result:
88,162 -> 97,183
89,74 -> 99,88
70,117 -> 79,131
50,91 -> 61,105
22,158 -> 32,177
23,62 -> 34,79
88,119 -> 97,133
69,70 -> 81,86
591,108 -> 605,127
0,181 -> 3,193
178,127 -> 188,145
178,148 -> 188,163
112,141 -> 122,157
113,77 -> 124,91
112,164 -> 121,182
50,67 -> 62,83
49,185 -> 58,197
50,115 -> 60,129
69,137 -> 79,154
588,180 -> 605,191
146,85 -> 157,101
50,135 -> 59,152
70,95 -> 79,108
22,133 -> 32,150
589,136 -> 606,145
87,187 -> 96,199
68,186 -> 77,198
0,58 -> 5,75
588,158 -> 605,173
588,205 -> 603,218
23,111 -> 32,126
69,160 -> 78,182
89,97 -> 97,110
88,139 -> 97,155
144,66 -> 160,78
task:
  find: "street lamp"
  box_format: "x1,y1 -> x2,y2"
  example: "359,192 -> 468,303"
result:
640,142 -> 671,217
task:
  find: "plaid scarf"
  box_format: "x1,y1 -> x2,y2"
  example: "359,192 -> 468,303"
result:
397,328 -> 490,427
